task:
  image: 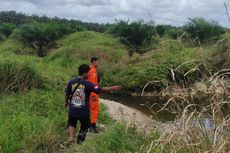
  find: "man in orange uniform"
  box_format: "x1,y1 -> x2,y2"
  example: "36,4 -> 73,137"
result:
88,57 -> 100,133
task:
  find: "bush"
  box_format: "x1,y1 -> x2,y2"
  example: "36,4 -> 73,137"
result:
165,27 -> 184,39
0,60 -> 43,92
0,23 -> 16,38
212,33 -> 230,69
14,22 -> 76,57
155,25 -> 184,39
111,20 -> 156,55
48,31 -> 127,65
0,33 -> 6,40
102,40 -> 199,91
155,25 -> 167,37
0,39 -> 34,55
184,18 -> 225,43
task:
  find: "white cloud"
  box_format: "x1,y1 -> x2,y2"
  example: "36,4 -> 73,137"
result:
0,0 -> 229,27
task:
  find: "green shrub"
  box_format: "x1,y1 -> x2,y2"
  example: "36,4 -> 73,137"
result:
0,33 -> 5,40
184,18 -> 225,43
13,22 -> 75,57
0,39 -> 33,55
102,40 -> 199,91
111,20 -> 156,55
0,60 -> 43,92
155,25 -> 167,37
213,33 -> 230,68
165,27 -> 184,39
0,23 -> 16,38
48,31 -> 127,67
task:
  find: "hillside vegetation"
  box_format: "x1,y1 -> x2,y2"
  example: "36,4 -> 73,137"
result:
1,11 -> 230,153
0,29 -> 222,152
0,31 -> 155,153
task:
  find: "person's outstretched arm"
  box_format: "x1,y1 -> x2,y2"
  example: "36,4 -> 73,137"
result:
88,81 -> 122,94
101,86 -> 122,93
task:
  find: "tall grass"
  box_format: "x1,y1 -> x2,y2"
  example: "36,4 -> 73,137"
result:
80,123 -> 151,153
1,30 -> 224,153
0,31 -> 153,153
0,90 -> 67,153
142,66 -> 230,152
149,88 -> 230,152
48,31 -> 127,64
0,39 -> 33,55
0,60 -> 43,92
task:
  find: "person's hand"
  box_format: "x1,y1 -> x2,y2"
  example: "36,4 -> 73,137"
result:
112,86 -> 123,91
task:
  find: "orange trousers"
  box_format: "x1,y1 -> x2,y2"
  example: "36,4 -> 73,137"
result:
89,92 -> 99,124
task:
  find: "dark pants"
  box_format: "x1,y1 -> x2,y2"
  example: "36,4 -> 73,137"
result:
67,115 -> 90,143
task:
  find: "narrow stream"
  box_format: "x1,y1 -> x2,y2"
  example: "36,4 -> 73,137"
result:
101,94 -> 175,122
101,94 -> 219,129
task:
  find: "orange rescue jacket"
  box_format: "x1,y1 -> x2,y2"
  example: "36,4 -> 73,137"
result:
87,65 -> 98,85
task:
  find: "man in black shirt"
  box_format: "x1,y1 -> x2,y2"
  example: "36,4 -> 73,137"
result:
64,64 -> 122,145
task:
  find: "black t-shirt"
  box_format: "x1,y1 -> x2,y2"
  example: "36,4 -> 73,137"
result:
65,77 -> 102,117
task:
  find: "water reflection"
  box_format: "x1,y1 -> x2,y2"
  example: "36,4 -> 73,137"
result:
101,94 -> 175,121
101,94 -> 221,129
199,118 -> 215,130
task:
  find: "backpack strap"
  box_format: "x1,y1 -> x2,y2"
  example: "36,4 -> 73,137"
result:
70,83 -> 81,102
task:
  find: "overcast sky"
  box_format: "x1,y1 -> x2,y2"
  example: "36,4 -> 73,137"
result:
0,0 -> 230,27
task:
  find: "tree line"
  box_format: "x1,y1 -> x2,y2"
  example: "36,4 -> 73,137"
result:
111,18 -> 225,55
0,11 -> 112,32
0,11 -> 226,57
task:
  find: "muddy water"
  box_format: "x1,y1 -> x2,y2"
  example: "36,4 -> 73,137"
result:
101,94 -> 175,122
101,94 -> 217,128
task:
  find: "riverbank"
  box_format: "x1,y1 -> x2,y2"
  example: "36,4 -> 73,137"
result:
100,99 -> 159,134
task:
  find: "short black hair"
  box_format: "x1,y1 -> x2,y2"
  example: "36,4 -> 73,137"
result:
78,64 -> 90,75
91,57 -> 99,63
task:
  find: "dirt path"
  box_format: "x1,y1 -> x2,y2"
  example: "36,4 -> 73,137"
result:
100,99 -> 159,133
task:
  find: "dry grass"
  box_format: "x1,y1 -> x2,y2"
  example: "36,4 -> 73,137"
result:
142,61 -> 230,152
153,96 -> 230,152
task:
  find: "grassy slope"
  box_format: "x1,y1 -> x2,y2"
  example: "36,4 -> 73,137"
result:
0,32 -> 153,153
0,31 -> 205,153
48,32 -> 199,90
